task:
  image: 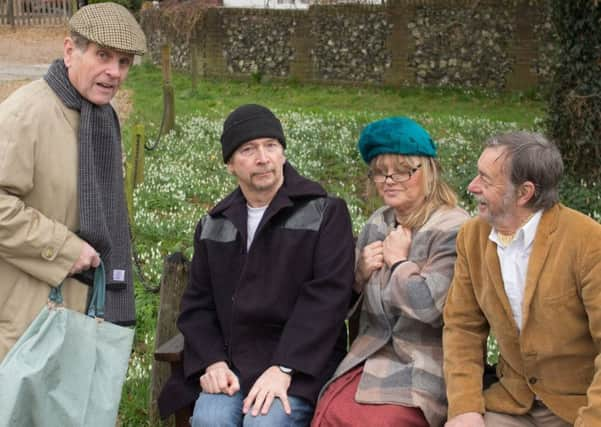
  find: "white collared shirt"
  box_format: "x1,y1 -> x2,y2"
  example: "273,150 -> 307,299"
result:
489,211 -> 543,331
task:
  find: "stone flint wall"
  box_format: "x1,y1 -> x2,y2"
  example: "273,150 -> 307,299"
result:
222,10 -> 298,77
409,2 -> 515,89
141,0 -> 555,91
310,5 -> 393,83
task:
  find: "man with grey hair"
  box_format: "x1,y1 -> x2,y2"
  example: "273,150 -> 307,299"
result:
0,3 -> 146,361
443,131 -> 601,426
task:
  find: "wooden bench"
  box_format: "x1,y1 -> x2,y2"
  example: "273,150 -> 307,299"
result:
153,298 -> 361,427
148,254 -> 191,426
155,307 -> 502,427
150,250 -> 498,426
154,333 -> 191,427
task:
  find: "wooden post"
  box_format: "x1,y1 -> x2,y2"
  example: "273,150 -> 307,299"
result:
125,124 -> 145,226
149,253 -> 190,426
124,164 -> 134,227
8,0 -> 15,29
190,43 -> 199,91
162,44 -> 172,84
160,45 -> 176,136
132,124 -> 145,186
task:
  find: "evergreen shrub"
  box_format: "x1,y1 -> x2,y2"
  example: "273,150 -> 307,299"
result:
547,0 -> 601,184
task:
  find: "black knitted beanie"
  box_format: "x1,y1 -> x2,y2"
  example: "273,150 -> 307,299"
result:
220,104 -> 286,162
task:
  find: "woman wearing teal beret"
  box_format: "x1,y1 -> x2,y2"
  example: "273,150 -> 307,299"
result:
312,117 -> 469,427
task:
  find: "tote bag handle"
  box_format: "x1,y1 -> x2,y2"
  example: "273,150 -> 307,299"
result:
87,261 -> 106,319
47,261 -> 107,319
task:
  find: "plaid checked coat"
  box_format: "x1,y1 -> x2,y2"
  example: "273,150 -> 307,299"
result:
320,205 -> 469,427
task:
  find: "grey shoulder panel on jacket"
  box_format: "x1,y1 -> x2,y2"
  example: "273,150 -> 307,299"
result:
280,196 -> 328,231
199,197 -> 329,243
200,215 -> 237,243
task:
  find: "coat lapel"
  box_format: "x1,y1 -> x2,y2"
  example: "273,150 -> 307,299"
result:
219,193 -> 248,249
484,238 -> 518,331
521,205 -> 559,328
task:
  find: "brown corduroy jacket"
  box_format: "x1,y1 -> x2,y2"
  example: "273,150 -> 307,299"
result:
443,203 -> 601,426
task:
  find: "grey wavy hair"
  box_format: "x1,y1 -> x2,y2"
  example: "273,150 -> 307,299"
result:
485,131 -> 563,211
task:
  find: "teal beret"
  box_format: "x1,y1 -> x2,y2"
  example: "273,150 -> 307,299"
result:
357,117 -> 437,164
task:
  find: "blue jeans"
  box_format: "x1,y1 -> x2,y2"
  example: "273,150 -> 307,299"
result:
190,391 -> 314,427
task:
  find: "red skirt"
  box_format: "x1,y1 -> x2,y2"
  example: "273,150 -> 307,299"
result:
311,365 -> 429,427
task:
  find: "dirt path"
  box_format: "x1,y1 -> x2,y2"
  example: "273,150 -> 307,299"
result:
0,25 -> 66,101
0,25 -> 67,64
0,25 -> 132,119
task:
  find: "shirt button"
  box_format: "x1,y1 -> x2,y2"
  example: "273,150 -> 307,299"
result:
529,377 -> 537,384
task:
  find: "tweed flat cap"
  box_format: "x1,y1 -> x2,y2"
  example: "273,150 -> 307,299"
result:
69,3 -> 147,55
358,116 -> 437,164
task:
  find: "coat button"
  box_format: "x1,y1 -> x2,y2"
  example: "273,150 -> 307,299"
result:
42,247 -> 55,259
529,377 -> 537,384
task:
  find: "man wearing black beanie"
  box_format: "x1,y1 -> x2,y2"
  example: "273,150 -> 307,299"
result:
171,104 -> 355,426
220,104 -> 286,163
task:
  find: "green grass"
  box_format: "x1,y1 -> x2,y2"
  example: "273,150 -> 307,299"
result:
124,62 -> 544,129
118,64 -> 600,425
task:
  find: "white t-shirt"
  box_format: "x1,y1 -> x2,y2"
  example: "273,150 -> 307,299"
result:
247,204 -> 267,251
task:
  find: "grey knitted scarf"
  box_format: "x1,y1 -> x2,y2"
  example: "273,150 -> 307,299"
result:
44,59 -> 135,326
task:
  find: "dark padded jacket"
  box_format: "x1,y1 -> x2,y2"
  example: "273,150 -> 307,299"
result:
158,162 -> 354,418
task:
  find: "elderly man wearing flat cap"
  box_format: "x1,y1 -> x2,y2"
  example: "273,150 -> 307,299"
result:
166,104 -> 355,426
0,3 -> 146,362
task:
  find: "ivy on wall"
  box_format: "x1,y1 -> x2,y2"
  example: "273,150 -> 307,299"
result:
140,0 -> 207,70
546,0 -> 601,183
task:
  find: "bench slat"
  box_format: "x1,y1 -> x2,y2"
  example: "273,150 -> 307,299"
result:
154,332 -> 184,363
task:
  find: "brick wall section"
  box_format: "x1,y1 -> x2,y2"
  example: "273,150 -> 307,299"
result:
506,1 -> 541,90
141,0 -> 553,91
288,11 -> 314,81
204,10 -> 226,76
383,3 -> 413,86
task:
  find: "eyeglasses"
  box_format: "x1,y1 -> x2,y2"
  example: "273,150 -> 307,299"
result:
368,164 -> 422,183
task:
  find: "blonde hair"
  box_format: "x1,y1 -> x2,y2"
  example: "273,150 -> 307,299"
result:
369,154 -> 458,229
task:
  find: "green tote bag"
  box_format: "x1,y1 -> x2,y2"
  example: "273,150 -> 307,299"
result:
0,261 -> 134,427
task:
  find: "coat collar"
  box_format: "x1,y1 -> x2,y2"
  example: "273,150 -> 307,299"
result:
44,80 -> 80,133
210,162 -> 326,215
208,163 -> 327,245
